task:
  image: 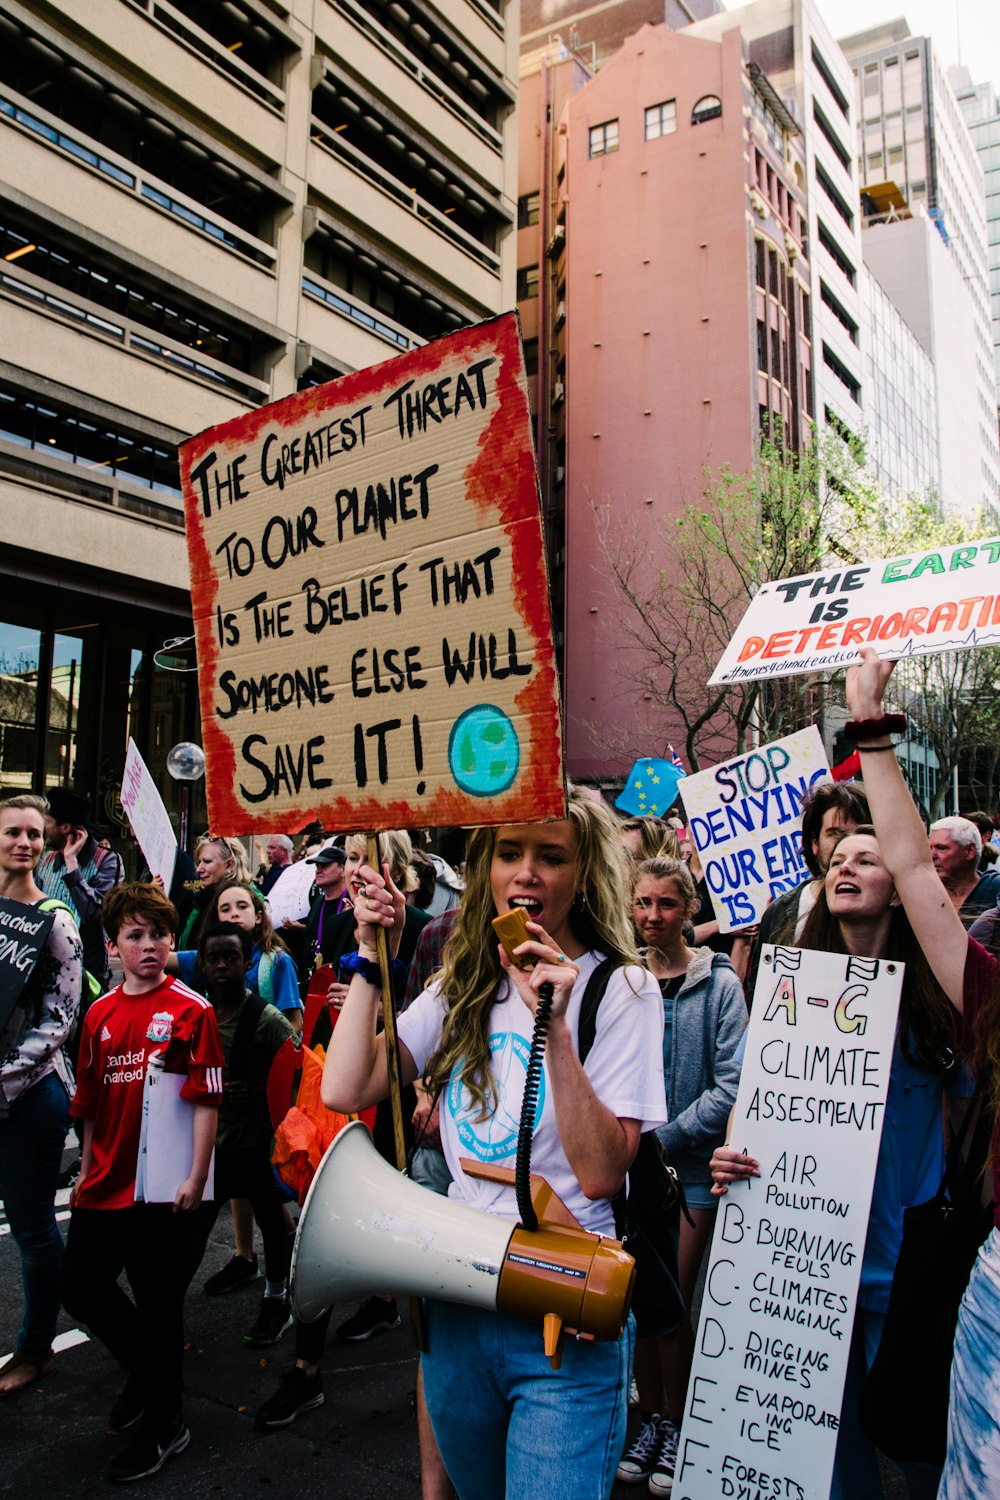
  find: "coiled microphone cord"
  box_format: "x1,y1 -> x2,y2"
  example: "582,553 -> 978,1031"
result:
514,981 -> 554,1231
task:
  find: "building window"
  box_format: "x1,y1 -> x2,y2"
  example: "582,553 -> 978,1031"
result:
691,95 -> 722,126
522,338 -> 538,376
517,193 -> 540,228
588,120 -> 619,157
822,343 -> 861,403
516,264 -> 539,300
755,239 -> 767,289
757,320 -> 768,370
644,101 -> 676,140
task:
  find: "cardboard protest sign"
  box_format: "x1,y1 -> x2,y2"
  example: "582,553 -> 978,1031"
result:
120,739 -> 177,891
677,946 -> 902,1500
678,729 -> 830,931
710,536 -> 1000,685
179,314 -> 565,834
0,897 -> 56,1033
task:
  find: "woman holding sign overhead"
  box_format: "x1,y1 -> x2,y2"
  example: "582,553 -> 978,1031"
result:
0,794 -> 83,1395
838,650 -> 1000,1499
711,807 -> 960,1500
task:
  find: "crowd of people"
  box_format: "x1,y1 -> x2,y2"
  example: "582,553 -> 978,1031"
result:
1,686 -> 999,1496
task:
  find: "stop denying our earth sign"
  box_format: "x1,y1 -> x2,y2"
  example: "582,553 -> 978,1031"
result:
179,314 -> 566,833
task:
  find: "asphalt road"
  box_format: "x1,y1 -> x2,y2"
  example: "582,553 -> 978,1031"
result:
0,1149 -> 910,1499
0,1167 -> 423,1498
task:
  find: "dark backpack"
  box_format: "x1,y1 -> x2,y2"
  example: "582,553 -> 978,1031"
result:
577,957 -> 686,1337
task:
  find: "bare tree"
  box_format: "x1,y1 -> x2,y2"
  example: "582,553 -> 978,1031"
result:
595,430 -> 877,768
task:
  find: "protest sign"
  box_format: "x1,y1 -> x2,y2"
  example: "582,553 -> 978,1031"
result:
676,945 -> 902,1500
678,729 -> 830,931
0,897 -> 56,1034
179,314 -> 564,833
120,739 -> 177,890
709,536 -> 1000,686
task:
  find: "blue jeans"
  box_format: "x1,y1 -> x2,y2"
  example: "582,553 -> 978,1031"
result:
421,1300 -> 634,1500
0,1071 -> 70,1356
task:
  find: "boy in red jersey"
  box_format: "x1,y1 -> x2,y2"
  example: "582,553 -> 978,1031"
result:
62,883 -> 223,1483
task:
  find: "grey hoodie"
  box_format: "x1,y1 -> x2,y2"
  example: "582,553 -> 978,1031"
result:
651,946 -> 747,1190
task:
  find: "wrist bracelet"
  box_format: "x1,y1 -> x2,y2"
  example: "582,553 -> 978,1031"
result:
856,743 -> 896,753
844,713 -> 907,742
341,952 -> 407,991
341,952 -> 382,987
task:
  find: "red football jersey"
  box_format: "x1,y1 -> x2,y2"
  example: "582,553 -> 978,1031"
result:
72,975 -> 223,1210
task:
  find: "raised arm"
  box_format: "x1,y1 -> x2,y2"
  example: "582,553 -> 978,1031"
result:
845,650 -> 968,1009
322,864 -> 418,1112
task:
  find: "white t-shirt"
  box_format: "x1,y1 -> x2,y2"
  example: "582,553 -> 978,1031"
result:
398,952 -> 667,1235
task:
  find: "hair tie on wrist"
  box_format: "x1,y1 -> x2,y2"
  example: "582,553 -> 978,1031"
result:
856,743 -> 897,753
844,713 -> 907,742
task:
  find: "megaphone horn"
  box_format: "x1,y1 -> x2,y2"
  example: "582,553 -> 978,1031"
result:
291,1121 -> 635,1367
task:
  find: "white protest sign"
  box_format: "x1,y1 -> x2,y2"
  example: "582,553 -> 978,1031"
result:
710,536 -> 1000,685
678,729 -> 830,932
264,859 -> 316,928
676,945 -> 902,1500
120,739 -> 177,890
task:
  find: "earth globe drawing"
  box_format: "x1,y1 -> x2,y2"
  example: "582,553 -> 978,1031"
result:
448,705 -> 520,796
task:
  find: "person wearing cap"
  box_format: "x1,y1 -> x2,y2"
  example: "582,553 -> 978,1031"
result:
298,845 -> 351,997
38,788 -> 124,991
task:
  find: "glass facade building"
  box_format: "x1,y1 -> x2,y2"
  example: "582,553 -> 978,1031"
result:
951,69 -> 1000,408
861,265 -> 940,499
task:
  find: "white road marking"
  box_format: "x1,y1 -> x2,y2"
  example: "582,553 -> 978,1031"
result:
0,1327 -> 89,1365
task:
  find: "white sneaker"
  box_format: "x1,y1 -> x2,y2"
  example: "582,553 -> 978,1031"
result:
629,1377 -> 640,1407
617,1414 -> 664,1484
648,1417 -> 679,1495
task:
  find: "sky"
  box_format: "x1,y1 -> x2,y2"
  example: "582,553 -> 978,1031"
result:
815,0 -> 1000,88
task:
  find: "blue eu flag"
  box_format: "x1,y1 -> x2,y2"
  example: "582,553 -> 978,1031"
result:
615,758 -> 685,818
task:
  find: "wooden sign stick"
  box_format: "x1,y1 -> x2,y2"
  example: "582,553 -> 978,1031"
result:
365,833 -> 426,1351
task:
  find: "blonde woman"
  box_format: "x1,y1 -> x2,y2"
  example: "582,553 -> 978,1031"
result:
177,836 -> 256,948
323,791 -> 667,1498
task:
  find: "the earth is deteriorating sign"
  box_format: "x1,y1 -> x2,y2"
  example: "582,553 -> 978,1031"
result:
179,313 -> 565,834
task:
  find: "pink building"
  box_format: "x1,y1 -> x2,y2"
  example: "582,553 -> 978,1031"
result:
521,23 -> 813,782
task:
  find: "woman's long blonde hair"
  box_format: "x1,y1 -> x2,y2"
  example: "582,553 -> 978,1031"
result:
424,788 -> 639,1118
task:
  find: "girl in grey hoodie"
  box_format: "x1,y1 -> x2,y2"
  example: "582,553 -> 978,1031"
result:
617,856 -> 746,1496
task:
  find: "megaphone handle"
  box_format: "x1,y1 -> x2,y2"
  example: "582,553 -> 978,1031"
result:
365,834 -> 427,1353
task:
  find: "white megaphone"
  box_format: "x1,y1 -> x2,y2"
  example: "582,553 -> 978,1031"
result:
291,1121 -> 635,1367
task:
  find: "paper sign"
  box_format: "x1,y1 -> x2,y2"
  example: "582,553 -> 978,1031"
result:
119,739 -> 177,891
265,859 -> 317,928
678,729 -> 830,931
134,1067 -> 215,1204
710,537 -> 1000,685
0,897 -> 56,1033
676,945 -> 903,1500
179,314 -> 565,834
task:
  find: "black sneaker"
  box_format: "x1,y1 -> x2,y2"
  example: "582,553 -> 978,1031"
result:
108,1375 -> 144,1436
203,1254 -> 260,1296
106,1420 -> 190,1482
254,1368 -> 324,1430
617,1413 -> 664,1484
335,1296 -> 401,1342
244,1295 -> 293,1347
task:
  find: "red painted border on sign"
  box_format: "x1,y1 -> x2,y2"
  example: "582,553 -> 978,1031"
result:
179,313 -> 564,834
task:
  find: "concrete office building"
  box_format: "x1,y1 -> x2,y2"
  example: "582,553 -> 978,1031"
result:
688,0 -> 866,443
950,66 -> 1000,410
521,22 -> 813,780
0,0 -> 518,839
840,21 -> 1000,512
861,263 -> 940,499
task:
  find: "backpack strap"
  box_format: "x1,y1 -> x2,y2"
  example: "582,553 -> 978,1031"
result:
576,956 -> 623,1066
230,992 -> 268,1083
